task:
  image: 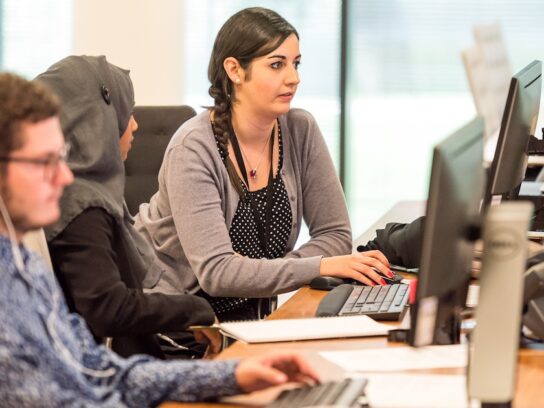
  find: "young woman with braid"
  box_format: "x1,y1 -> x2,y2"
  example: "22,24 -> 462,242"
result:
135,7 -> 395,321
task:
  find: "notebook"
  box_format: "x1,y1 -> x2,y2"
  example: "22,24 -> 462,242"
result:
207,315 -> 392,343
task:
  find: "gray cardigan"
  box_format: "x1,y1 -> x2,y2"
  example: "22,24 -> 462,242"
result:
134,108 -> 352,297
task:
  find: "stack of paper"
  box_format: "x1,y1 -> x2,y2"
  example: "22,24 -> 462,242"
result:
320,344 -> 468,372
361,373 -> 477,408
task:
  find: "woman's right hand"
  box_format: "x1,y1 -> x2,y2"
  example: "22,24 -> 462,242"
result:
319,250 -> 393,286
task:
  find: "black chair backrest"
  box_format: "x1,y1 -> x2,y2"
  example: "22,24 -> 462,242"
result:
124,105 -> 196,215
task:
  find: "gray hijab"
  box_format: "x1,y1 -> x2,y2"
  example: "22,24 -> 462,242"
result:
37,55 -> 161,287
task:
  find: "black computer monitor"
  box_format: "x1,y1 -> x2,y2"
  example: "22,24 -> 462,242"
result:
409,117 -> 485,346
483,60 -> 542,208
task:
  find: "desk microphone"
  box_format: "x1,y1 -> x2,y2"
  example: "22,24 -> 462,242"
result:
467,202 -> 532,408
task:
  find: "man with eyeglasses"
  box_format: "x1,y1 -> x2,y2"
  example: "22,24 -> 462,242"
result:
0,75 -> 73,233
0,72 -> 319,406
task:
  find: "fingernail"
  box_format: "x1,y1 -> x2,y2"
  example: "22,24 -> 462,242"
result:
275,373 -> 287,383
388,271 -> 394,278
380,278 -> 386,285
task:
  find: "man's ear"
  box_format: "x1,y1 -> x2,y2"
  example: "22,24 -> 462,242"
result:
223,57 -> 243,84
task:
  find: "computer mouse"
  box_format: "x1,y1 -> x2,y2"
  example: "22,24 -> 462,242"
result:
381,271 -> 404,284
342,274 -> 402,286
309,276 -> 346,290
366,267 -> 403,285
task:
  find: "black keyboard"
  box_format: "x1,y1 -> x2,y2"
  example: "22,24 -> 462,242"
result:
316,283 -> 409,320
267,378 -> 368,408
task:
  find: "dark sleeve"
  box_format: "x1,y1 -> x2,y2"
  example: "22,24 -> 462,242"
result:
48,207 -> 215,338
357,216 -> 425,268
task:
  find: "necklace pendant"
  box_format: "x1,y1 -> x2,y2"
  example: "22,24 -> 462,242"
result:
249,169 -> 257,180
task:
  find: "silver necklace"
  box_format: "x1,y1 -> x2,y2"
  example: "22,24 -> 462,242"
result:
238,125 -> 274,181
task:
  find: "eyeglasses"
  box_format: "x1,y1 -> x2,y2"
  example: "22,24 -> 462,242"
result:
0,143 -> 71,181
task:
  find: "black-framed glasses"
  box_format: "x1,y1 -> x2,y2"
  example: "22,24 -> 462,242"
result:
0,143 -> 71,181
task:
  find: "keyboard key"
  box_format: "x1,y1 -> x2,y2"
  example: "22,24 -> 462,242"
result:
384,285 -> 399,302
318,380 -> 350,405
379,301 -> 392,312
306,382 -> 337,406
361,304 -> 377,312
375,286 -> 390,303
369,303 -> 382,312
393,289 -> 408,307
365,286 -> 381,303
355,286 -> 371,304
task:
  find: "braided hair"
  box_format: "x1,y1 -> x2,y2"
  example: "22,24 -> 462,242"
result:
207,7 -> 298,197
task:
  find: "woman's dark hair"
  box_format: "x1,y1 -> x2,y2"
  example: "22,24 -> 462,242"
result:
208,7 -> 298,196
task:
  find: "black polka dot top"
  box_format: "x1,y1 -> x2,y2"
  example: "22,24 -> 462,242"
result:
202,122 -> 293,318
230,129 -> 292,259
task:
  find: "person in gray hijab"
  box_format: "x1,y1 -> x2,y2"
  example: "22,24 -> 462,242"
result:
37,55 -> 217,359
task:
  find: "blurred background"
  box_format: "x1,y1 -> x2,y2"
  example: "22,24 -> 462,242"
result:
2,0 -> 543,237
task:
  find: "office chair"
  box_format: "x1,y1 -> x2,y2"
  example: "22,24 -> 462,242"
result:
124,105 -> 197,215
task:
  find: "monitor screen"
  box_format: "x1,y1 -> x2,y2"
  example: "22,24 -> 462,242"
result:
409,117 -> 485,346
483,60 -> 542,208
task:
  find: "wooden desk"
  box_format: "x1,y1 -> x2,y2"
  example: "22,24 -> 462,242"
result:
163,287 -> 544,408
165,201 -> 544,407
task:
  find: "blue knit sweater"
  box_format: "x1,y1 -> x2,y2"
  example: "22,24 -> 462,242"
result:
0,235 -> 240,407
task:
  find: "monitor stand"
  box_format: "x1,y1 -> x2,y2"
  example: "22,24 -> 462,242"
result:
432,292 -> 463,345
408,289 -> 464,346
481,403 -> 511,408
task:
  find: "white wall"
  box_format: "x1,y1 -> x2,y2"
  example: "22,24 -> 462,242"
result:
73,0 -> 185,105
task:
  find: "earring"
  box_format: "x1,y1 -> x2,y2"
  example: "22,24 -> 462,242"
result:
235,78 -> 241,84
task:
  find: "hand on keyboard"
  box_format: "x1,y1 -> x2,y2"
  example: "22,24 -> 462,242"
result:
319,250 -> 393,286
310,272 -> 403,291
235,351 -> 321,393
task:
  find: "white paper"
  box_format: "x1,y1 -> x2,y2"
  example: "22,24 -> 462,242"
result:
218,315 -> 391,343
357,373 -> 478,408
320,344 -> 467,372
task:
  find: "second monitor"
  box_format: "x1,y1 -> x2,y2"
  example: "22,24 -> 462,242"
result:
483,60 -> 542,209
409,117 -> 485,346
